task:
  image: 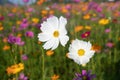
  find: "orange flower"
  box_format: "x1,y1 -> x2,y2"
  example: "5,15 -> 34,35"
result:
3,37 -> 8,43
74,26 -> 84,33
49,10 -> 54,15
17,33 -> 22,37
3,45 -> 10,51
91,44 -> 101,52
12,8 -> 17,13
118,37 -> 120,41
83,14 -> 91,20
41,10 -> 48,16
46,50 -> 54,56
51,74 -> 59,80
16,21 -> 21,25
0,26 -> 3,31
81,6 -> 88,12
61,7 -> 68,14
37,0 -> 45,5
0,22 -> 4,31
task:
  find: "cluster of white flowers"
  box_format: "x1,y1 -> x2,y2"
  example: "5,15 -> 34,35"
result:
38,16 -> 95,65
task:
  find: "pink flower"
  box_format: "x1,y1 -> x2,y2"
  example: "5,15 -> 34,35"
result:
20,18 -> 29,30
106,42 -> 114,48
25,31 -> 34,38
105,28 -> 111,33
21,54 -> 28,61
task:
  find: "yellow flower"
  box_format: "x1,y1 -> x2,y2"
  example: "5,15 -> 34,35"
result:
46,50 -> 54,56
85,25 -> 91,30
51,74 -> 59,80
32,18 -> 39,24
6,63 -> 24,75
74,26 -> 84,33
3,45 -> 10,51
92,13 -> 96,17
99,18 -> 109,25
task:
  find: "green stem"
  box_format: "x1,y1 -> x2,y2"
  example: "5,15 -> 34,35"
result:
41,46 -> 45,80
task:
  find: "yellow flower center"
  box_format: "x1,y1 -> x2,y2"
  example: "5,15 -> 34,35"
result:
78,49 -> 85,56
53,31 -> 59,37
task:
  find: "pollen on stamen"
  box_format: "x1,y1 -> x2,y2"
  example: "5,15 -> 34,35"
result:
53,30 -> 59,37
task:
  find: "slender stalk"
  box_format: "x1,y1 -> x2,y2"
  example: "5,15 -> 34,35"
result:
41,46 -> 45,80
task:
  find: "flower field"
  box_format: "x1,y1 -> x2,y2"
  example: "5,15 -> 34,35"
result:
0,1 -> 120,80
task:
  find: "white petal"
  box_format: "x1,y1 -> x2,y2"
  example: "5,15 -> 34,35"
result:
59,16 -> 67,34
80,56 -> 90,64
59,35 -> 69,46
78,40 -> 88,49
43,38 -> 55,50
85,50 -> 95,58
51,38 -> 59,50
86,41 -> 92,50
41,21 -> 54,33
71,39 -> 80,50
47,16 -> 59,30
68,52 -> 78,59
38,33 -> 51,42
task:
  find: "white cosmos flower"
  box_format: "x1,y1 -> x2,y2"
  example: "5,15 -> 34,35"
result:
68,39 -> 95,65
38,16 -> 69,50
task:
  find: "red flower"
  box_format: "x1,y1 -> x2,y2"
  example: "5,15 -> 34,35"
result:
81,31 -> 91,38
0,16 -> 4,21
112,19 -> 118,23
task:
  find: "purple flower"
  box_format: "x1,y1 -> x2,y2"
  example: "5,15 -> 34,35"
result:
27,7 -> 34,12
21,54 -> 28,61
73,0 -> 81,3
8,13 -> 14,17
23,0 -> 29,3
88,2 -> 102,13
73,70 -> 96,80
19,73 -> 28,80
20,18 -> 29,30
8,35 -> 24,46
25,31 -> 34,38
